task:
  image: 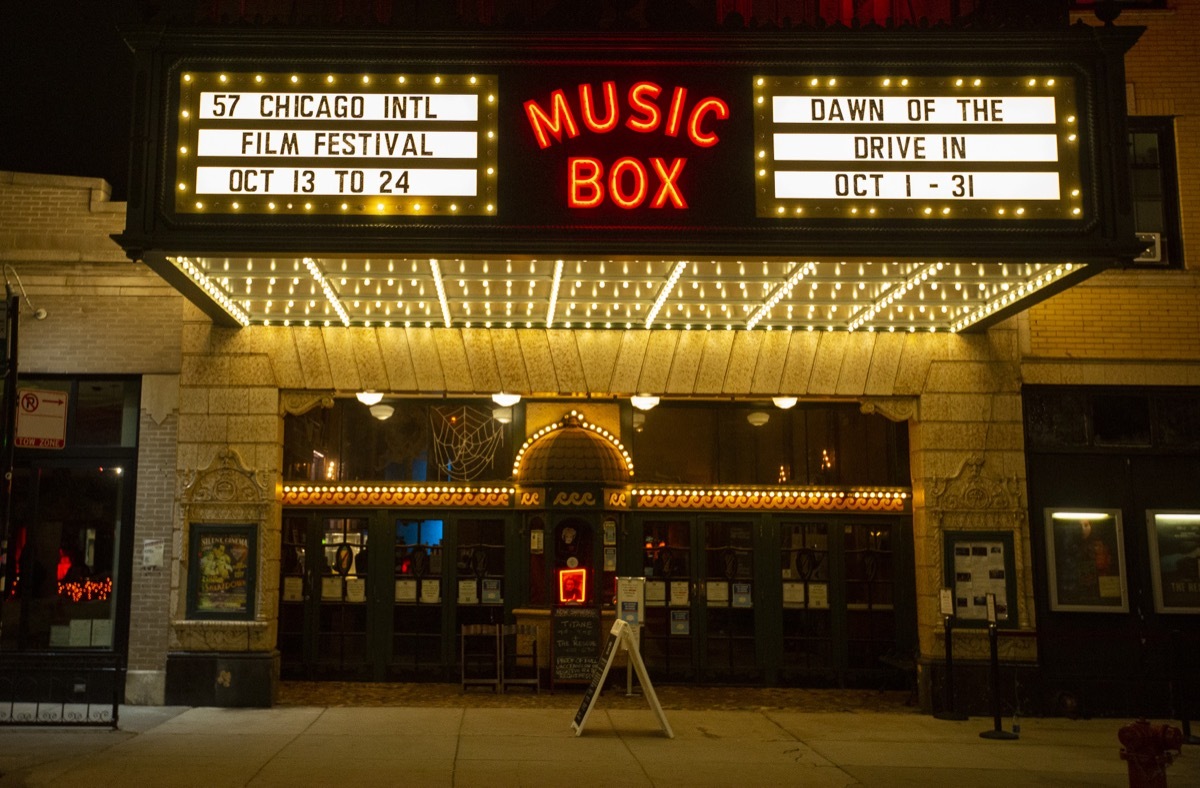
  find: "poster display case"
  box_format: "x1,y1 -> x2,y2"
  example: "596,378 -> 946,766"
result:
187,523 -> 257,620
1044,508 -> 1127,613
1146,511 -> 1200,614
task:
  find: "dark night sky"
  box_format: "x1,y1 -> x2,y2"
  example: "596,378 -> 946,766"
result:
1,1 -> 143,200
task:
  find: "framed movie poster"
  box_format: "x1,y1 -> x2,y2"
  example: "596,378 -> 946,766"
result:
187,523 -> 257,620
1146,511 -> 1200,614
943,531 -> 1017,628
1044,509 -> 1128,613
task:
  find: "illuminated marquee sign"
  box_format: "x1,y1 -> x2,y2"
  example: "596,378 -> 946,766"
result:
522,81 -> 730,211
174,72 -> 499,215
754,75 -> 1083,220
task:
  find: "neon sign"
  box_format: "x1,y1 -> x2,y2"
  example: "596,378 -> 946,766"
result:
523,81 -> 730,210
559,568 -> 587,604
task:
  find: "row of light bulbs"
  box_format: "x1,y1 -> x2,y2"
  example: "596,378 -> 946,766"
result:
175,254 -> 1078,333
511,410 -> 635,479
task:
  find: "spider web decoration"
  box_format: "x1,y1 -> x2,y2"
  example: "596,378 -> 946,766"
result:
430,405 -> 505,481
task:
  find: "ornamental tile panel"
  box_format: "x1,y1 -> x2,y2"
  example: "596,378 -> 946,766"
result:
863,331 -> 905,396
576,330 -> 623,394
835,332 -> 876,396
461,328 -> 502,393
664,329 -> 706,394
749,330 -> 790,394
610,331 -> 650,395
293,327 -> 334,390
893,335 -> 937,395
349,327 -> 389,392
378,328 -> 419,392
264,328 -> 304,389
516,330 -> 558,393
405,328 -> 445,392
778,331 -> 819,395
723,331 -> 764,394
809,332 -> 848,395
492,329 -> 531,394
434,329 -> 473,392
693,330 -> 736,394
638,331 -> 678,395
546,330 -> 587,394
321,327 -> 362,391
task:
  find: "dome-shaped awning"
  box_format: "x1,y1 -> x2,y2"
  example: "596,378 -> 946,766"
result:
515,411 -> 632,486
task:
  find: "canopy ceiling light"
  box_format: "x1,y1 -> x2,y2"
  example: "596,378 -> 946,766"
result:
491,392 -> 521,407
369,403 -> 395,420
746,411 -> 771,427
632,412 -> 646,432
356,390 -> 384,406
163,254 -> 1090,334
492,406 -> 513,424
772,396 -> 798,409
631,394 -> 661,411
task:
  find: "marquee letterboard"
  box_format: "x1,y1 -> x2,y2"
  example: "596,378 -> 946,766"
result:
173,71 -> 498,216
753,75 -> 1083,221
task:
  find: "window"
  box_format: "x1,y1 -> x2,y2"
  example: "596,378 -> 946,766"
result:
1,376 -> 140,652
1127,117 -> 1183,267
1071,1 -> 1168,10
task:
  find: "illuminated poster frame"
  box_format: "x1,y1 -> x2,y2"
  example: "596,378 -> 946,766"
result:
754,74 -> 1084,221
173,71 -> 499,216
1044,508 -> 1128,613
1146,510 -> 1200,614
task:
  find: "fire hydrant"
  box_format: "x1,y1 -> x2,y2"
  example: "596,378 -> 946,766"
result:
1119,718 -> 1183,788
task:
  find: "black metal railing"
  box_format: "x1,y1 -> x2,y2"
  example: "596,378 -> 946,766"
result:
0,653 -> 122,729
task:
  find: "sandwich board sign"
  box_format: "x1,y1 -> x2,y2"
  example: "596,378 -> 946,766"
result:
15,388 -> 68,449
571,618 -> 673,738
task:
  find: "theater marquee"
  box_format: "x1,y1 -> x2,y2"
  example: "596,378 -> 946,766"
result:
754,75 -> 1083,221
173,71 -> 499,215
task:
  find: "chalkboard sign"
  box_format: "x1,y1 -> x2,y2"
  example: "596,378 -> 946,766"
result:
552,606 -> 600,685
570,619 -> 673,738
572,625 -> 619,732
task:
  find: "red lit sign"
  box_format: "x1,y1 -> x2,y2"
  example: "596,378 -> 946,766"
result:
523,81 -> 730,211
559,568 -> 588,604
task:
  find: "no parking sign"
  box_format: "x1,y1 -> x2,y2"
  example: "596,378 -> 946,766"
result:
15,388 -> 67,449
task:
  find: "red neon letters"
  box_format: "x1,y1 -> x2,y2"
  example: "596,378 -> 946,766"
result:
523,81 -> 729,210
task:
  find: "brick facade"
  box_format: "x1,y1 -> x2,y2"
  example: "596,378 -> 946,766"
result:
2,3 -> 1196,709
0,171 -> 183,703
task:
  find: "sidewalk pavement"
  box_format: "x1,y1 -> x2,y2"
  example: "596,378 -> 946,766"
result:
2,701 -> 1196,787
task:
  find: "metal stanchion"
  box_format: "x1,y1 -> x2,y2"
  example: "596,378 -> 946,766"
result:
979,594 -> 1018,741
933,610 -> 967,721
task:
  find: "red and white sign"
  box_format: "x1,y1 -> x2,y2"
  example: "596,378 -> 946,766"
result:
15,388 -> 68,449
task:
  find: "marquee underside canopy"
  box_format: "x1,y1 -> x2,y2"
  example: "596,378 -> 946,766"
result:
157,252 -> 1092,334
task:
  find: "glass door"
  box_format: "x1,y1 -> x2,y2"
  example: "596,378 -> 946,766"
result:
314,516 -> 371,678
843,522 -> 896,671
640,519 -> 694,682
699,519 -> 759,682
278,514 -> 314,678
780,522 -> 833,681
390,518 -> 445,679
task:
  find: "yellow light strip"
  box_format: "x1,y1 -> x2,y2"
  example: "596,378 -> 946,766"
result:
429,258 -> 452,327
633,487 -> 909,512
951,262 -> 1076,333
282,483 -> 515,507
644,260 -> 688,328
172,256 -> 252,326
746,261 -> 817,330
546,259 -> 564,327
304,257 -> 350,326
848,261 -> 944,332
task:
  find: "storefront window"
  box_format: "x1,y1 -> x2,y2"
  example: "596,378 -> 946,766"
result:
632,403 -> 909,487
1,376 -> 138,652
284,398 -> 515,482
